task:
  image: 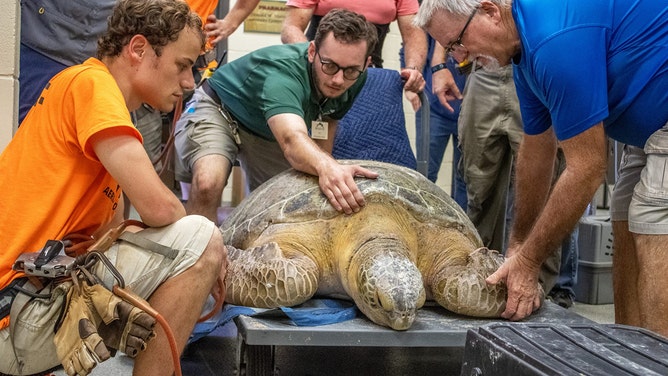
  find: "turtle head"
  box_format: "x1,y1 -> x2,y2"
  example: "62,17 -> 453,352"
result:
347,237 -> 426,331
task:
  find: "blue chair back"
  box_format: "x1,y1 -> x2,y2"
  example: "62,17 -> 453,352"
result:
332,68 -> 417,170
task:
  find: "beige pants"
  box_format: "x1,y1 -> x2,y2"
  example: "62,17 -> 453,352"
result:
0,215 -> 216,375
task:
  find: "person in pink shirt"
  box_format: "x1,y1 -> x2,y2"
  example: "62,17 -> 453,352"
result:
281,0 -> 426,109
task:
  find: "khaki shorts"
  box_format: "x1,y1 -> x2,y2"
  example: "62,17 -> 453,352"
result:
611,121 -> 668,234
0,215 -> 216,375
174,87 -> 239,182
173,86 -> 292,190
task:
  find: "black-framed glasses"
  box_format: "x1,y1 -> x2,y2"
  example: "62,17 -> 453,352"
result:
315,51 -> 365,81
445,7 -> 478,58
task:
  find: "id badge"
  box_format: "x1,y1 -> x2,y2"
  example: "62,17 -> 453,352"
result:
311,120 -> 329,140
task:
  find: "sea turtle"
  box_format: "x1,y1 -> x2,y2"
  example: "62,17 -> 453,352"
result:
221,160 -> 507,330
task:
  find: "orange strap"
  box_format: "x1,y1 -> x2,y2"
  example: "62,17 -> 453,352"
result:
64,220 -> 146,257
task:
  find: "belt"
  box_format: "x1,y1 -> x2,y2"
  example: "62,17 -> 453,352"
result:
200,80 -> 270,142
200,80 -> 242,144
201,80 -> 221,105
201,80 -> 244,130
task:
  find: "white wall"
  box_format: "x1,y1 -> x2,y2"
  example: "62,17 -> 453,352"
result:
0,0 -> 455,196
0,0 -> 20,151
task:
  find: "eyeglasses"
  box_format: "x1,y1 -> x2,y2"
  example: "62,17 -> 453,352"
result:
315,51 -> 365,81
445,7 -> 478,58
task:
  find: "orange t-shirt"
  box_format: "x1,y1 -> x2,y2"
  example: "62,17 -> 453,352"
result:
0,58 -> 141,329
187,0 -> 218,25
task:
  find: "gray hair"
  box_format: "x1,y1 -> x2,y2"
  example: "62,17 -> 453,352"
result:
414,0 -> 511,29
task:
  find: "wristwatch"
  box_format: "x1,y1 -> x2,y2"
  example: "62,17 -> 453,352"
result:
430,63 -> 447,73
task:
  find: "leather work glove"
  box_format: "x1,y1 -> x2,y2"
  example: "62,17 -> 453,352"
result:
54,282 -> 156,376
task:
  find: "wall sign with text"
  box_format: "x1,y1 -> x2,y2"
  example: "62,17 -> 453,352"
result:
244,0 -> 288,34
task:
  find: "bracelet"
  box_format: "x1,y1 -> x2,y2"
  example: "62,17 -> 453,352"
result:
431,63 -> 447,73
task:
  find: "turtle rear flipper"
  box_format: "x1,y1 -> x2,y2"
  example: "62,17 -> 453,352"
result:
225,243 -> 319,308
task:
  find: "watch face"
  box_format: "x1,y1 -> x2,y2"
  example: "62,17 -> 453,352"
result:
431,63 -> 447,73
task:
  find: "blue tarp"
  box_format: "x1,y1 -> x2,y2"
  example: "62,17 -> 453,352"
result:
189,299 -> 359,343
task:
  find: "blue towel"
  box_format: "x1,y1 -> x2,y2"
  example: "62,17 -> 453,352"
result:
279,299 -> 358,326
333,68 -> 417,170
189,299 -> 359,343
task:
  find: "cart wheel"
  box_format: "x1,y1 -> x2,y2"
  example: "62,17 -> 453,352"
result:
241,344 -> 275,376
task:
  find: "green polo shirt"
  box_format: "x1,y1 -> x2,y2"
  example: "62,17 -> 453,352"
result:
207,43 -> 367,141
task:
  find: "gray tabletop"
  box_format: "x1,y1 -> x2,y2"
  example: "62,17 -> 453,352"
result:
235,300 -> 595,348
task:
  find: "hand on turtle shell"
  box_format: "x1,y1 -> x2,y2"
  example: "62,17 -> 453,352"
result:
318,164 -> 378,214
486,252 -> 542,321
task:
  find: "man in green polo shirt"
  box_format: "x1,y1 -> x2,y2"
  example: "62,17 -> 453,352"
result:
175,9 -> 423,223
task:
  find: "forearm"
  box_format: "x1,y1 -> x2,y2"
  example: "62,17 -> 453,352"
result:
511,125 -> 608,267
509,134 -> 557,248
282,132 -> 336,176
94,133 -> 186,228
281,25 -> 309,44
430,41 -> 446,68
205,0 -> 261,44
120,161 -> 186,227
280,8 -> 312,44
398,16 -> 427,71
225,0 -> 261,30
519,164 -> 603,266
270,114 -> 335,177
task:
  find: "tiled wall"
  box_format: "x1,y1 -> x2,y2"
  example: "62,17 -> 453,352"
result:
0,0 -> 455,197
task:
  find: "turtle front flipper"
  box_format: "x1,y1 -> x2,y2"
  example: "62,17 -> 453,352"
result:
430,247 -> 507,317
225,242 -> 319,308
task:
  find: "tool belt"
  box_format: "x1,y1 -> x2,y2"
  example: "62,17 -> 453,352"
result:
8,220 -> 173,317
0,277 -> 29,321
6,221 -> 165,376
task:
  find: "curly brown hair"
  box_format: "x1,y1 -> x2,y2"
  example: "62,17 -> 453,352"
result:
313,9 -> 378,58
97,0 -> 205,59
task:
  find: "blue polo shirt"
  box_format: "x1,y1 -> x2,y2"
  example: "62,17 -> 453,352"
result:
512,0 -> 668,147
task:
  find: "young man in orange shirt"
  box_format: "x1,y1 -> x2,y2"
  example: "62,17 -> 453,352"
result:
0,1 -> 227,375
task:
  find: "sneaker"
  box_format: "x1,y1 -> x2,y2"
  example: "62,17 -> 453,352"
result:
547,289 -> 574,309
